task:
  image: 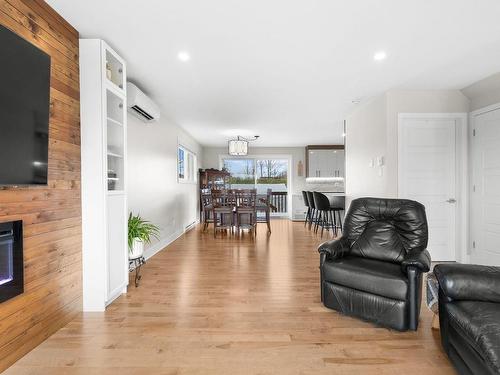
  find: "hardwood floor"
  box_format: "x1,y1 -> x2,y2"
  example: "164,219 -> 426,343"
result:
6,220 -> 455,374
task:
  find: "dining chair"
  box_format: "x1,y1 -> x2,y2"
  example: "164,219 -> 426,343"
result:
211,189 -> 235,238
201,191 -> 213,231
255,189 -> 272,233
235,189 -> 257,236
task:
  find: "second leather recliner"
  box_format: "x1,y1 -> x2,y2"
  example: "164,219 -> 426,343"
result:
435,264 -> 500,375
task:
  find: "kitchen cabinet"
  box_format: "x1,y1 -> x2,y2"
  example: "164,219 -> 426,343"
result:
306,146 -> 344,178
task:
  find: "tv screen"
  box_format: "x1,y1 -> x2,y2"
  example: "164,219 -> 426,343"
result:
0,25 -> 50,185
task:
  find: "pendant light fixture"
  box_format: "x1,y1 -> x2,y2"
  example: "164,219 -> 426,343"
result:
228,135 -> 259,156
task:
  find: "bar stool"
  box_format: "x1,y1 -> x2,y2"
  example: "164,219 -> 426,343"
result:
329,195 -> 345,237
312,191 -> 336,237
306,191 -> 316,230
302,191 -> 311,227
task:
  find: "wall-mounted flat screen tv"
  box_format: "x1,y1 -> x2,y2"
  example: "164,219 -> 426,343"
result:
0,25 -> 50,185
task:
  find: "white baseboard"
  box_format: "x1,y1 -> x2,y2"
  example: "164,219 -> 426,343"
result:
105,281 -> 128,308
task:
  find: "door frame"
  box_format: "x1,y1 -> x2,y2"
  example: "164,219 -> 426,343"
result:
469,102 -> 500,265
397,113 -> 468,262
218,153 -> 293,219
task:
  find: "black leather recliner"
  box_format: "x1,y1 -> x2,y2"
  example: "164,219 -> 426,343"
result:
318,197 -> 431,331
434,264 -> 500,375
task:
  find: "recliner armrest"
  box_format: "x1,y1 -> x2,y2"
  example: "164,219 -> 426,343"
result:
434,264 -> 500,303
401,249 -> 431,274
318,237 -> 350,262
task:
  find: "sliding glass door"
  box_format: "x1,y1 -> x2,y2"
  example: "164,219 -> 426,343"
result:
222,157 -> 289,215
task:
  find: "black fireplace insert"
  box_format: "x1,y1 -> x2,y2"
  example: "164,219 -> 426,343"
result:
0,221 -> 23,303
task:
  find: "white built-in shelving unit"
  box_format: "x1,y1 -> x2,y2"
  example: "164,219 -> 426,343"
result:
80,39 -> 128,311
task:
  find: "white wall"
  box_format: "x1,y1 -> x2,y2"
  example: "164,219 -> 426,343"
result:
345,94 -> 388,203
462,72 -> 500,111
127,114 -> 202,259
345,90 -> 469,205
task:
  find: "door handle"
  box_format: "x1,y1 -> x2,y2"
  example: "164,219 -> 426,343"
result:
446,198 -> 457,203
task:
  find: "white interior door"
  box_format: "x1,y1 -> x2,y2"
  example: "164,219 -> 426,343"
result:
471,107 -> 500,266
399,116 -> 457,261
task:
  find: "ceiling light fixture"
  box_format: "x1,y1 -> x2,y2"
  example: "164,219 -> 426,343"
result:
373,51 -> 387,61
177,51 -> 191,62
228,135 -> 260,156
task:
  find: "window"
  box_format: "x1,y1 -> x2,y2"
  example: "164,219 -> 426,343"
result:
178,145 -> 197,183
221,157 -> 289,215
223,159 -> 255,187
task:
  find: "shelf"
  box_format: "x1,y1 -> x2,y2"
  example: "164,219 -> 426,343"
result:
106,77 -> 124,90
81,39 -> 128,311
105,80 -> 126,99
107,190 -> 125,195
107,117 -> 123,127
107,151 -> 123,158
105,47 -> 125,95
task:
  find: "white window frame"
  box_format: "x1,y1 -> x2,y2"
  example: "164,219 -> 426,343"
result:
178,145 -> 197,184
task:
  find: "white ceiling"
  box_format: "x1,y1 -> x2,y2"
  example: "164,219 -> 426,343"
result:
48,0 -> 500,147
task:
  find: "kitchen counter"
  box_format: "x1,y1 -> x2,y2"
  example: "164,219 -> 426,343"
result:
291,192 -> 345,221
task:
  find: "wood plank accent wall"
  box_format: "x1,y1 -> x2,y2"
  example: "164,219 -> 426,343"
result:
0,1 -> 81,371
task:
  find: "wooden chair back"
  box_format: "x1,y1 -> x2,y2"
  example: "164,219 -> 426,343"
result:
235,189 -> 257,209
211,189 -> 235,208
201,192 -> 212,208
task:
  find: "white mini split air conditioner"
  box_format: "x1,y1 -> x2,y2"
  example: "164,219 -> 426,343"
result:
126,82 -> 161,123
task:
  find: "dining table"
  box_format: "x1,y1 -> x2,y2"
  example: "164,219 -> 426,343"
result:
201,189 -> 276,235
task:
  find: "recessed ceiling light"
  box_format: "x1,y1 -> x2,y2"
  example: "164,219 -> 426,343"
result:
373,51 -> 387,61
177,51 -> 190,62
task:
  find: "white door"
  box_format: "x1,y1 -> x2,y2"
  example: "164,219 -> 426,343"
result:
399,117 -> 457,261
471,107 -> 500,266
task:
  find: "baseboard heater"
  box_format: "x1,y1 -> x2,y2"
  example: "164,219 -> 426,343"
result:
185,221 -> 196,232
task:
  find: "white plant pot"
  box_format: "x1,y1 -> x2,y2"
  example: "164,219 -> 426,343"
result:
129,238 -> 144,259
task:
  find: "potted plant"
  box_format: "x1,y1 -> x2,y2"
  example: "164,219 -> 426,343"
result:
128,213 -> 160,259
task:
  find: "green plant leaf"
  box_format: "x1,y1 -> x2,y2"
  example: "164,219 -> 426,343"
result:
128,212 -> 161,251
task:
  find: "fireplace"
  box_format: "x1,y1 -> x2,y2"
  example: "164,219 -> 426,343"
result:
0,221 -> 23,303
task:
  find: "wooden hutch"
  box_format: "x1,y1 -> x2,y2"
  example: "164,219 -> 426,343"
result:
199,168 -> 231,191
198,168 -> 231,222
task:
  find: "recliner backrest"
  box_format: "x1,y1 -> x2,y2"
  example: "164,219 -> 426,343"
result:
343,198 -> 428,264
